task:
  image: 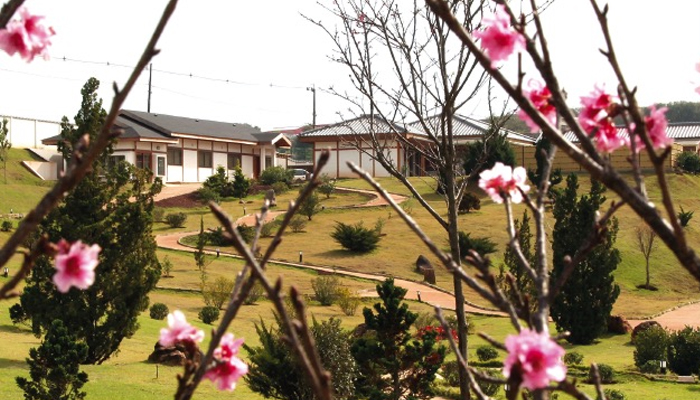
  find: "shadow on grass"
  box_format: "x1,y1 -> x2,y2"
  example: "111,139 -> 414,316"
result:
0,323 -> 31,334
317,249 -> 371,260
0,357 -> 27,368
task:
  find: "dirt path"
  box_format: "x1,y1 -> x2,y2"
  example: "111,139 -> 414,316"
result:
154,185 -> 700,327
155,186 -> 500,316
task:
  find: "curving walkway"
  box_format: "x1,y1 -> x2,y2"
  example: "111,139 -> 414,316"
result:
154,184 -> 700,328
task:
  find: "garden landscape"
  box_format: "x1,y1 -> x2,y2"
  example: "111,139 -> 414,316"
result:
2,1 -> 700,400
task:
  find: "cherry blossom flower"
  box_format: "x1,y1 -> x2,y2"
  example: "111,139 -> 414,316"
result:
204,333 -> 248,391
0,7 -> 54,62
633,105 -> 671,152
503,329 -> 567,390
159,310 -> 205,347
53,239 -> 101,293
578,85 -> 628,153
478,162 -> 530,204
472,4 -> 525,68
518,80 -> 557,132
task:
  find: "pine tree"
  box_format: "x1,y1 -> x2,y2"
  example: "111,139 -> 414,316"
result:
352,278 -> 445,400
550,174 -> 621,344
15,78 -> 161,364
527,135 -> 562,189
16,320 -> 89,400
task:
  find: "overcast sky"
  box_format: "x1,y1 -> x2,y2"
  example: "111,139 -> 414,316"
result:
1,0 -> 698,131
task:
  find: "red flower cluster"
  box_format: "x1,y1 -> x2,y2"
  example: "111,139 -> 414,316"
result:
415,325 -> 458,341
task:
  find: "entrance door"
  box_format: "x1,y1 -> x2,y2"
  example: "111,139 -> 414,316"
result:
156,156 -> 166,177
253,156 -> 261,179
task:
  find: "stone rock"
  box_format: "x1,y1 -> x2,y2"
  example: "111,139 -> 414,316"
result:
420,266 -> 436,285
415,255 -> 432,273
608,315 -> 632,335
631,320 -> 662,342
148,341 -> 187,366
265,189 -> 277,207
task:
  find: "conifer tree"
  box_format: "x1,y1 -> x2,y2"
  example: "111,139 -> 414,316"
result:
15,78 -> 161,364
352,278 -> 445,400
550,174 -> 620,344
16,320 -> 89,400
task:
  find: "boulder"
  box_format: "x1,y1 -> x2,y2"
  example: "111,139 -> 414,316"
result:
631,320 -> 662,342
415,255 -> 432,273
607,315 -> 632,335
420,266 -> 436,285
148,342 -> 187,366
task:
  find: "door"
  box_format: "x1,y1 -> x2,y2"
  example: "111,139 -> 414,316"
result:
157,156 -> 166,177
253,155 -> 260,179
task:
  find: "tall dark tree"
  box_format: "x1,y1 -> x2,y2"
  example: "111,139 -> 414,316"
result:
550,174 -> 621,344
352,278 -> 445,400
527,136 -> 562,190
16,320 -> 89,400
15,78 -> 161,364
463,126 -> 516,178
244,317 -> 356,400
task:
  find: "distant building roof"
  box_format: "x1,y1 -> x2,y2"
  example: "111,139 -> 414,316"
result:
410,114 -> 536,144
299,114 -> 412,138
563,122 -> 700,144
120,110 -> 262,144
298,113 -> 536,144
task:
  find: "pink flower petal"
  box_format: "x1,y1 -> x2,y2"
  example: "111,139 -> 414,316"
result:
159,310 -> 205,347
472,4 -> 525,68
518,80 -> 556,133
503,329 -> 567,390
53,239 -> 100,293
478,162 -> 530,204
0,7 -> 53,62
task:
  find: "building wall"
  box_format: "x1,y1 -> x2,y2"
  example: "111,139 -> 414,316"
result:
1,115 -> 62,149
312,139 -> 402,178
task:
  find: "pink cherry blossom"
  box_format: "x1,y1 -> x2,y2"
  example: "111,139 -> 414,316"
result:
478,162 -> 530,204
0,7 -> 54,62
472,4 -> 525,68
53,239 -> 101,293
579,85 -> 628,153
518,80 -> 556,133
204,333 -> 248,391
503,329 -> 567,390
159,310 -> 205,347
633,105 -> 671,152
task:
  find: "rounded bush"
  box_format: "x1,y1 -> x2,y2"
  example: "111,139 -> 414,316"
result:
604,388 -> 626,400
639,359 -> 660,374
476,345 -> 499,362
677,151 -> 700,173
458,192 -> 481,213
563,351 -> 584,366
259,166 -> 293,186
164,212 -> 188,228
149,303 -> 169,320
199,306 -> 220,325
271,181 -> 289,195
1,220 -> 13,232
633,325 -> 668,368
590,363 -> 615,384
331,221 -> 382,253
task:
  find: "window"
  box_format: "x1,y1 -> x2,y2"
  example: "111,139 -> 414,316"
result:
107,155 -> 125,169
227,153 -> 242,169
157,156 -> 165,176
683,146 -> 697,153
265,156 -> 273,169
167,148 -> 183,165
136,153 -> 152,170
198,151 -> 213,168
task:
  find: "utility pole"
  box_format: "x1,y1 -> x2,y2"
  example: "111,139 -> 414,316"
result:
147,63 -> 153,113
306,84 -> 316,129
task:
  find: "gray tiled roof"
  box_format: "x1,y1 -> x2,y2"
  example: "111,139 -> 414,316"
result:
299,115 -> 411,138
410,114 -> 536,143
115,116 -> 175,141
563,123 -> 700,143
120,110 -> 261,142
